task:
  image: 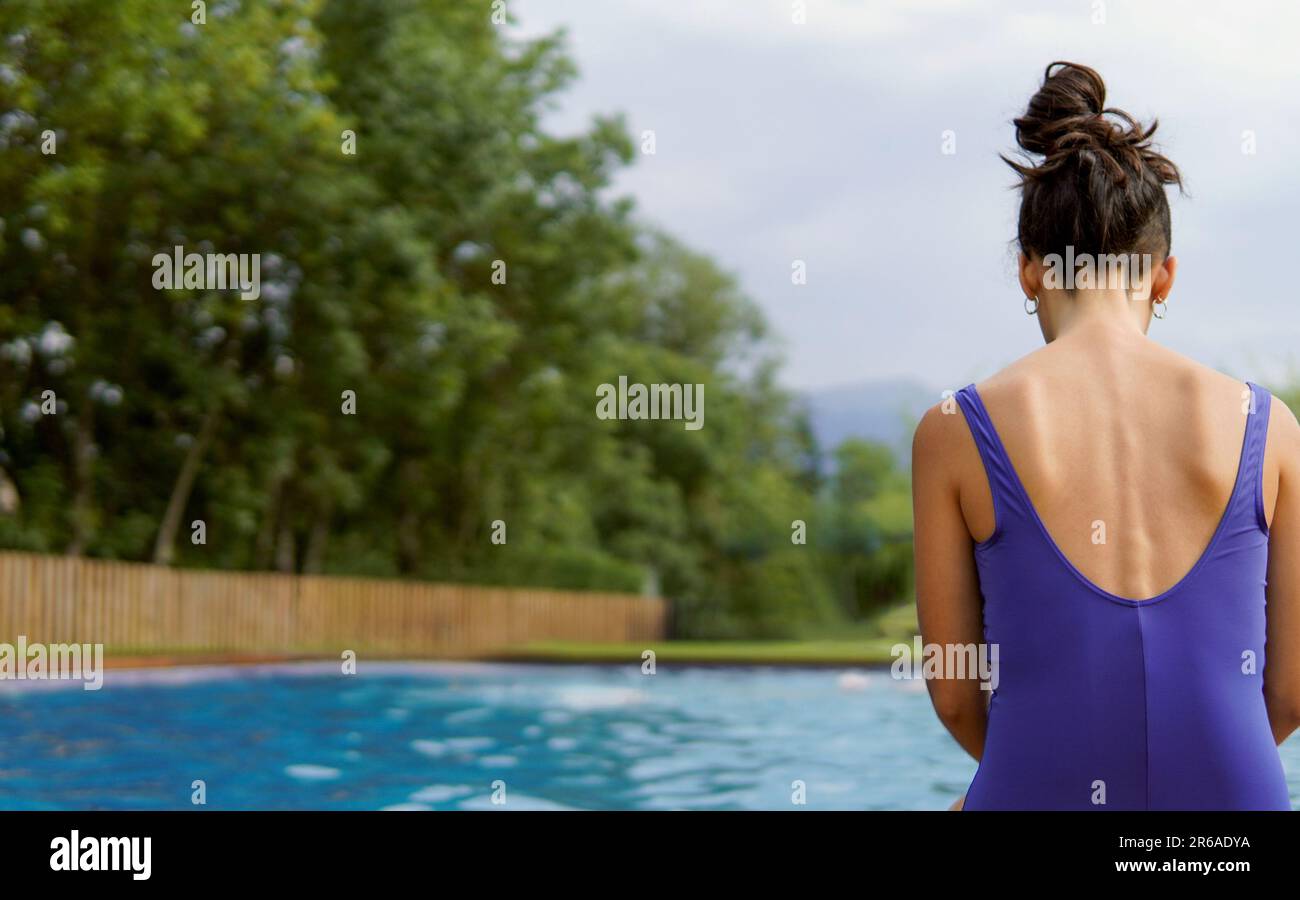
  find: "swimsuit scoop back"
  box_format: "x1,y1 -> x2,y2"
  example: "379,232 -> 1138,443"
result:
954,381 -> 1290,810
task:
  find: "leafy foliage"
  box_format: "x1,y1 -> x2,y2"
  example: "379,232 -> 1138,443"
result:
0,0 -> 911,637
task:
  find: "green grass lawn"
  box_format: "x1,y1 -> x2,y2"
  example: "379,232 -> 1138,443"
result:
499,602 -> 920,667
104,603 -> 922,668
496,638 -> 904,666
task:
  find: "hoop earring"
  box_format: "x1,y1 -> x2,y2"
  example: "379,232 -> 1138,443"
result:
1152,297 -> 1167,320
1024,295 -> 1039,316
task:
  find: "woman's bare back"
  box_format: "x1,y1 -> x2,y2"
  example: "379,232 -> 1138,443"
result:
954,323 -> 1282,602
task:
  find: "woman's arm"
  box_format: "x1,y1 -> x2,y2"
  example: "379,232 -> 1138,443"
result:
1264,395 -> 1300,745
912,402 -> 989,761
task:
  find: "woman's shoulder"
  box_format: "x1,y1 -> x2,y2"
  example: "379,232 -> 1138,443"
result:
912,342 -> 1300,471
911,348 -> 1052,462
969,344 -> 1300,456
970,340 -> 1259,410
961,343 -> 1073,415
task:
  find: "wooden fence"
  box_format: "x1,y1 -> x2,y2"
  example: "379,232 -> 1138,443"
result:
0,550 -> 667,657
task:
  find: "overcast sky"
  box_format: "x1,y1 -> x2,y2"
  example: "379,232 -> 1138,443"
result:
514,0 -> 1300,392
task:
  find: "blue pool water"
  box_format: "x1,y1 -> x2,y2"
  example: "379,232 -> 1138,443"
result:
1,662 -> 1297,810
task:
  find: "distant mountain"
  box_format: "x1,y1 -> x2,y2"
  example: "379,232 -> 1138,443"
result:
800,377 -> 939,465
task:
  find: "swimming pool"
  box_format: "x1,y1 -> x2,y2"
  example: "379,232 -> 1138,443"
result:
2,662 -> 1297,810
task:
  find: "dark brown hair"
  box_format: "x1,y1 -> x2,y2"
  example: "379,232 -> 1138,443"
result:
1003,62 -> 1183,266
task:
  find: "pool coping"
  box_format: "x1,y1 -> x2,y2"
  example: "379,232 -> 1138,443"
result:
99,652 -> 898,670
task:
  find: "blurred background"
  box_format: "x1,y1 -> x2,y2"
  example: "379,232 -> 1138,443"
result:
0,0 -> 919,642
1,0 -> 1298,810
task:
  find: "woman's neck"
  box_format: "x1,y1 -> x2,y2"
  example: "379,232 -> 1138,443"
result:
1043,288 -> 1149,341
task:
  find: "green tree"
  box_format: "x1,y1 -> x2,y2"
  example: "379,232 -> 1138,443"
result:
0,0 -> 913,638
